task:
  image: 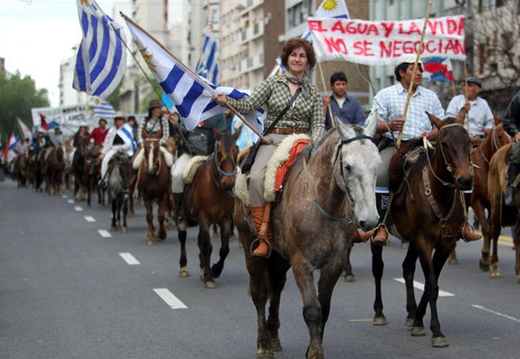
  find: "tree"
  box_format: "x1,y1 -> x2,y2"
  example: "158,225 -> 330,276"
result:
0,71 -> 49,143
138,75 -> 163,113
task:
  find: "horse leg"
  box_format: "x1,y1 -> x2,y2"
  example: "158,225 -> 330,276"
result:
447,245 -> 458,265
111,197 -> 118,231
402,242 -> 418,327
371,241 -> 387,325
266,254 -> 290,352
117,194 -> 123,230
143,195 -> 155,245
211,219 -> 231,279
344,243 -> 356,282
157,196 -> 168,241
317,261 -> 344,340
292,261 -> 323,359
197,217 -> 215,288
178,227 -> 190,277
514,218 -> 520,283
121,193 -> 129,233
489,221 -> 501,278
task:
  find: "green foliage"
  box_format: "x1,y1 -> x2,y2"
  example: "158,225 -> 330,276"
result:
139,75 -> 162,113
0,71 -> 49,143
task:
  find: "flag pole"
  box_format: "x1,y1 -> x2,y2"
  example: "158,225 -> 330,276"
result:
120,13 -> 270,144
395,0 -> 434,149
463,61 -> 470,132
317,62 -> 335,128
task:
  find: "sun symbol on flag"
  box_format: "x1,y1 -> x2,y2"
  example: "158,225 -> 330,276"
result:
80,0 -> 90,5
135,41 -> 157,73
322,0 -> 339,11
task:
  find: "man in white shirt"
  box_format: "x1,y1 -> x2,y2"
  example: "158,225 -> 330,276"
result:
446,77 -> 493,138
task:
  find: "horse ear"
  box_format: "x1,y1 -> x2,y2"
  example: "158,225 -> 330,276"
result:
493,113 -> 502,126
231,127 -> 242,142
364,111 -> 378,137
455,108 -> 466,125
213,129 -> 222,141
426,111 -> 443,129
337,120 -> 354,140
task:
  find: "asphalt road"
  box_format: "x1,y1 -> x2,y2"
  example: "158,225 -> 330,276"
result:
1,179 -> 520,359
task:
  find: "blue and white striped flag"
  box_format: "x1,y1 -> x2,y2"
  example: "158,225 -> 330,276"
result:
196,29 -> 219,85
73,0 -> 126,99
93,98 -> 116,117
302,0 -> 350,42
124,15 -> 262,132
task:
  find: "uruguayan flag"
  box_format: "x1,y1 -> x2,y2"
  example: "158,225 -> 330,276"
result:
93,98 -> 116,117
124,15 -> 262,132
118,123 -> 136,152
302,0 -> 350,41
73,0 -> 126,99
196,30 -> 219,85
17,118 -> 33,140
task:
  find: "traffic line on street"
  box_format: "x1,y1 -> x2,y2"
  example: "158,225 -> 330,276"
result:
62,195 -> 68,199
74,206 -> 83,212
472,304 -> 520,324
119,252 -> 140,265
98,229 -> 112,238
67,199 -> 74,204
153,288 -> 188,309
84,216 -> 96,223
393,278 -> 455,297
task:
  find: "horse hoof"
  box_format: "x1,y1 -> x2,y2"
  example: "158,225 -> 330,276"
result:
448,258 -> 458,265
305,346 -> 324,359
179,267 -> 190,278
431,337 -> 449,348
405,318 -> 414,327
372,316 -> 387,326
157,231 -> 167,241
489,270 -> 501,279
479,260 -> 490,272
344,274 -> 356,283
111,226 -> 117,232
256,349 -> 274,359
270,338 -> 282,352
411,326 -> 426,336
204,280 -> 217,289
401,241 -> 409,250
146,239 -> 154,246
200,269 -> 205,281
517,275 -> 520,284
238,241 -> 243,249
121,227 -> 128,234
230,234 -> 236,242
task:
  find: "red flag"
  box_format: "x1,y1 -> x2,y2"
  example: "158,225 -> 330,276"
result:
3,133 -> 15,158
39,113 -> 50,131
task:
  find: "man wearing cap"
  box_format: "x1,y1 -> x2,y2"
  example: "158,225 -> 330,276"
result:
32,126 -> 52,160
367,54 -> 481,243
446,77 -> 493,138
503,91 -> 520,204
323,71 -> 365,130
99,112 -> 135,186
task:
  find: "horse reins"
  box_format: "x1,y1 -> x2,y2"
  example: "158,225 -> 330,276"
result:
211,141 -> 237,195
479,124 -> 502,165
303,135 -> 372,224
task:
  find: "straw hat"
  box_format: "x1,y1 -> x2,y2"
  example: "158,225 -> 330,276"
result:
149,99 -> 162,110
114,111 -> 126,120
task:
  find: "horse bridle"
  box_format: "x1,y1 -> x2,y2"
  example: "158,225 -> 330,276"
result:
480,124 -> 503,165
213,141 -> 237,178
143,139 -> 162,175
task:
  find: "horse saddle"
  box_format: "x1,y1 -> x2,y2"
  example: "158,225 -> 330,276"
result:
183,155 -> 209,185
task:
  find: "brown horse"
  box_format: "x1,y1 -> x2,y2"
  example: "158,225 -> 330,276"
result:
372,113 -> 473,348
179,130 -> 240,287
13,149 -> 30,187
137,138 -> 171,245
45,146 -> 66,195
72,136 -> 95,205
235,119 -> 380,359
484,144 -> 520,281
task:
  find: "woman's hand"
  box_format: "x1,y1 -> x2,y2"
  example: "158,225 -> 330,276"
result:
213,93 -> 227,106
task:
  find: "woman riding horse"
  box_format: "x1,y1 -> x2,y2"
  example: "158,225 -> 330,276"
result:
213,37 -> 325,257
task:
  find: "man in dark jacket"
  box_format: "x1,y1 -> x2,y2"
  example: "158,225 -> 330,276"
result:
503,91 -> 520,204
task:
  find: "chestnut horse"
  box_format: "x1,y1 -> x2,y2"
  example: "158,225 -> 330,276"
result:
45,146 -> 66,195
137,138 -> 171,245
179,130 -> 240,287
234,118 -> 380,359
372,113 -> 473,348
484,144 -> 520,281
72,136 -> 95,204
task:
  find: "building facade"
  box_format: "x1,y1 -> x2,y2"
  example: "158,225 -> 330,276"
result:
59,52 -> 88,107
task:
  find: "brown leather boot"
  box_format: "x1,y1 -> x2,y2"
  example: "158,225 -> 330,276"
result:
372,225 -> 389,245
352,230 -> 373,243
461,226 -> 482,242
252,203 -> 272,257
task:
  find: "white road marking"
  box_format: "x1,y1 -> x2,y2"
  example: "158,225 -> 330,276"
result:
74,206 -> 83,212
62,195 -> 67,199
153,288 -> 188,309
84,216 -> 96,223
97,229 -> 112,238
472,305 -> 520,324
119,252 -> 140,265
393,278 -> 455,297
67,199 -> 74,204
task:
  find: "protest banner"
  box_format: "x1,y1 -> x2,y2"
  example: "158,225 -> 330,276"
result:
31,104 -> 90,135
309,15 -> 466,65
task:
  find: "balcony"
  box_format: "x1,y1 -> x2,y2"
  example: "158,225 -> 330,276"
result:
239,0 -> 264,17
239,21 -> 264,45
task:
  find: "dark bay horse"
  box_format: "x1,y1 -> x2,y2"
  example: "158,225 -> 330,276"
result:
372,113 -> 473,348
107,152 -> 132,233
45,146 -> 66,195
234,118 -> 380,359
179,130 -> 240,288
484,144 -> 520,281
137,138 -> 171,245
72,137 -> 95,205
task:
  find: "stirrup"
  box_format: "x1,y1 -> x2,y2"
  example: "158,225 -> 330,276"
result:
250,238 -> 272,258
371,224 -> 389,245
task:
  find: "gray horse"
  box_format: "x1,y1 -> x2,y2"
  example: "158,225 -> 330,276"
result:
235,115 -> 380,359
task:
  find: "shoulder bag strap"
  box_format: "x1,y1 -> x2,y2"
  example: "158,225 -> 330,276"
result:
263,87 -> 302,136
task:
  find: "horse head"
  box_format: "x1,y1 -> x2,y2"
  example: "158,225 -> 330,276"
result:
143,139 -> 161,175
213,129 -> 240,191
115,152 -> 132,191
427,112 -> 473,190
491,114 -> 512,148
55,146 -> 66,168
335,113 -> 381,232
